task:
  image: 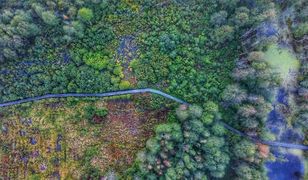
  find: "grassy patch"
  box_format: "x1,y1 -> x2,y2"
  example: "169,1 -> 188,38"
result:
0,98 -> 167,179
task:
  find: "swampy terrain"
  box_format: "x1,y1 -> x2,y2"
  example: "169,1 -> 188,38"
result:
0,0 -> 307,179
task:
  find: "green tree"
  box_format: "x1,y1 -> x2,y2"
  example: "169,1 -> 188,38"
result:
113,65 -> 124,77
233,7 -> 250,27
233,140 -> 256,159
83,52 -> 109,70
189,105 -> 203,118
32,3 -> 44,16
295,112 -> 308,129
201,114 -> 214,125
293,23 -> 308,38
119,80 -> 131,89
146,138 -> 160,154
204,101 -> 219,113
212,25 -> 235,43
3,48 -> 17,60
165,168 -> 177,179
0,10 -> 13,24
210,11 -> 228,27
41,11 -> 59,26
235,163 -> 266,180
63,21 -> 85,42
238,105 -> 257,118
204,149 -> 229,178
241,118 -> 259,129
222,84 -> 247,105
211,123 -> 226,136
11,11 -> 40,37
78,8 -> 94,21
176,106 -> 189,121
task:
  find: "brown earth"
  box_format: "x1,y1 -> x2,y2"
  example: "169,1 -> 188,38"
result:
91,99 -> 168,172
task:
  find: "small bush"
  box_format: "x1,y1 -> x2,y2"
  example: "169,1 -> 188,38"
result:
119,80 -> 131,89
83,105 -> 108,124
293,23 -> 308,38
83,52 -> 109,70
78,8 -> 94,21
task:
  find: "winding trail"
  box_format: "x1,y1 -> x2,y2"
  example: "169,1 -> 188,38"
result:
0,88 -> 307,150
220,122 -> 308,150
0,88 -> 188,108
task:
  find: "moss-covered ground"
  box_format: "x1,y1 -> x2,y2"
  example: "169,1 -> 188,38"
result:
265,44 -> 300,84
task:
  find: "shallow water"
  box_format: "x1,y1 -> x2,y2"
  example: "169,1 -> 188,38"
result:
265,45 -> 305,179
266,153 -> 305,180
266,91 -> 305,179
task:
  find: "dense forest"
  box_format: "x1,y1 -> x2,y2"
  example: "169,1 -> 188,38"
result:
0,0 -> 274,103
289,0 -> 308,160
0,0 -> 307,179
